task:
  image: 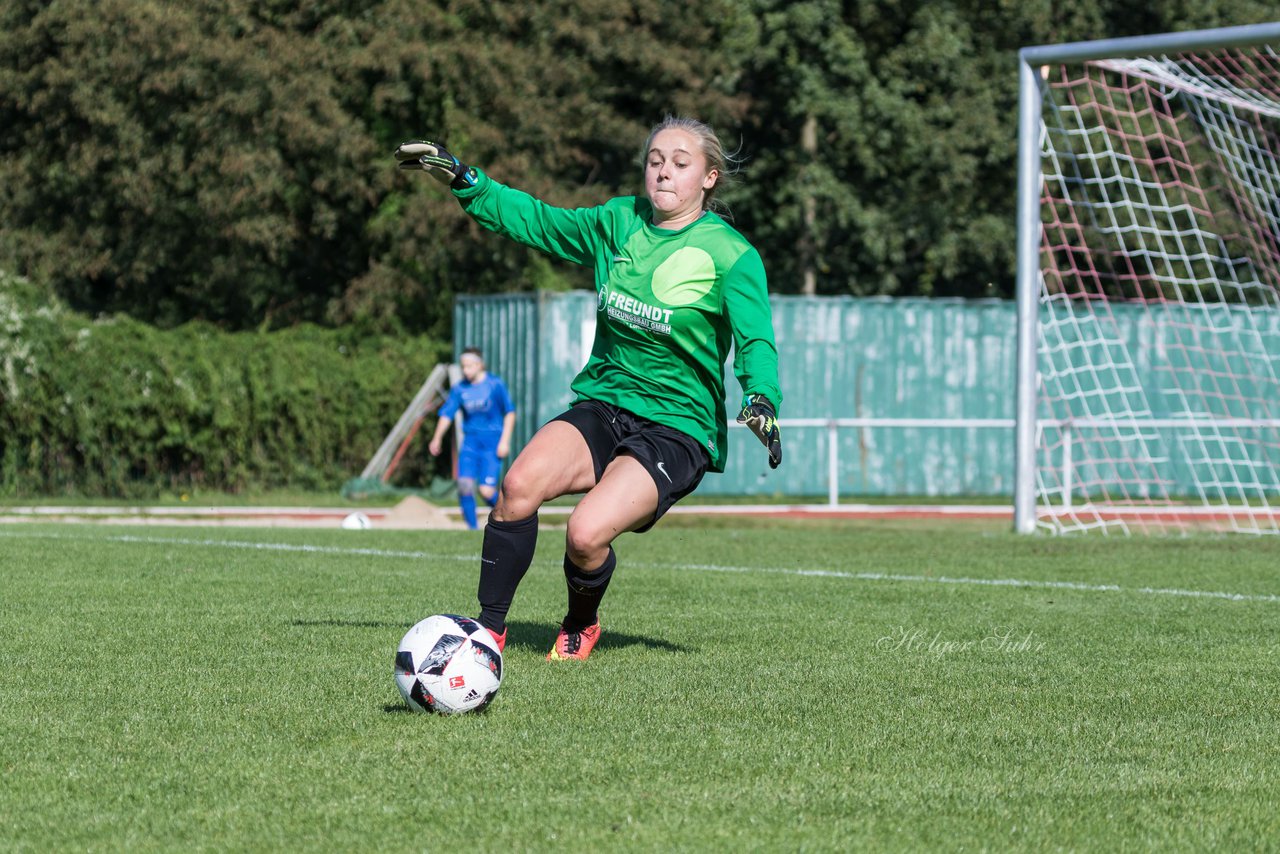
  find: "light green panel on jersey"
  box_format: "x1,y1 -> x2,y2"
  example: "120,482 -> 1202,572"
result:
650,247 -> 717,306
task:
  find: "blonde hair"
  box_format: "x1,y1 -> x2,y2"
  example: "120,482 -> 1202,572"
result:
641,116 -> 741,215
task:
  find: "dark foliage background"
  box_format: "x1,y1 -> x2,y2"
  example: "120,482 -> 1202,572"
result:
0,272 -> 447,496
4,0 -> 1273,333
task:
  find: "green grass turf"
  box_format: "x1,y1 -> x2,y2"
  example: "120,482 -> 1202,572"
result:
1,520 -> 1278,851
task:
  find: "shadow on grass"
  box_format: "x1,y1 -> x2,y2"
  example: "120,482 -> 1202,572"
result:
382,701 -> 503,716
289,619 -> 410,630
290,618 -> 687,654
503,620 -> 688,655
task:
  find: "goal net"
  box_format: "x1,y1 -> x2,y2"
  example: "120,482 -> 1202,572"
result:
1021,31 -> 1280,534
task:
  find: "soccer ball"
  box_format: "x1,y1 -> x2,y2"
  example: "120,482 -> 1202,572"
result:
394,614 -> 503,714
341,511 -> 371,530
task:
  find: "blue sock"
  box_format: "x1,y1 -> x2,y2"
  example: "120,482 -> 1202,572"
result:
483,491 -> 497,508
459,494 -> 478,529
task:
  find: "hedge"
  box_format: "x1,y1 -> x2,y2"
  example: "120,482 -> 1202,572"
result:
0,272 -> 448,497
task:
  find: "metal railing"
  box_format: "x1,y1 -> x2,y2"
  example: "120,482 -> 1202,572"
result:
745,416 -> 1280,509
734,417 -> 1016,506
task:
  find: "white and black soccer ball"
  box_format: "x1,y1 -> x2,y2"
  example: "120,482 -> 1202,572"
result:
394,614 -> 502,714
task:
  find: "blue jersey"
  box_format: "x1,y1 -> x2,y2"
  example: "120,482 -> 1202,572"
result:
439,374 -> 515,438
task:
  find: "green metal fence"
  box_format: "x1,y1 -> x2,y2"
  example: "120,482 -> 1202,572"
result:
454,292 -> 1280,498
455,293 -> 1022,497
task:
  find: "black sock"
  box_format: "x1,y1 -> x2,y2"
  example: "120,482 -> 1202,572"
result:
476,513 -> 539,633
563,548 -> 616,632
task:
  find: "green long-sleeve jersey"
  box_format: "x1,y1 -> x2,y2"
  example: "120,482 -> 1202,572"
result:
454,169 -> 781,472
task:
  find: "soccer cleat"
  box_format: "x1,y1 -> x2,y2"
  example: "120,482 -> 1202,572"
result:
547,621 -> 601,661
486,627 -> 507,653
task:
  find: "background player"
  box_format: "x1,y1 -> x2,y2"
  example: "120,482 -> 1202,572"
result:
428,347 -> 516,530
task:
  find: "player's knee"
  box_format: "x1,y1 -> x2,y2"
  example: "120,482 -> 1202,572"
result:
565,517 -> 610,566
457,478 -> 476,497
497,463 -> 541,509
478,483 -> 497,501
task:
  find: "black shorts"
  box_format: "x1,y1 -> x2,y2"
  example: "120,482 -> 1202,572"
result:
552,400 -> 709,533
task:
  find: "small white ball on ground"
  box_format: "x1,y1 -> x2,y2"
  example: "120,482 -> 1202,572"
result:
341,511 -> 371,530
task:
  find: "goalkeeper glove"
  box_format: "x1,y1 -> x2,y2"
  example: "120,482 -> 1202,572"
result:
737,394 -> 782,469
394,139 -> 478,190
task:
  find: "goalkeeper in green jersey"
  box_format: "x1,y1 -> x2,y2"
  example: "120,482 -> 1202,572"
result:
396,116 -> 782,661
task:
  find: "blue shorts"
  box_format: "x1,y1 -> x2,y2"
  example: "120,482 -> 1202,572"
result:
458,432 -> 503,488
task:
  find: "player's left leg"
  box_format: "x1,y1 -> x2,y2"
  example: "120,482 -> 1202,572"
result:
565,455 -> 658,569
456,442 -> 483,530
548,456 -> 658,661
476,420 -> 598,648
477,449 -> 502,511
548,411 -> 709,662
456,478 -> 479,529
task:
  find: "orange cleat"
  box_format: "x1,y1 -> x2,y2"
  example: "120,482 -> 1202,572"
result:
547,621 -> 601,661
486,627 -> 507,653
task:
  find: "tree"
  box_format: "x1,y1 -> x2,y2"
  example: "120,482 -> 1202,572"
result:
337,0 -> 754,337
730,0 -> 1278,299
4,0 -> 1275,329
0,0 -> 754,336
0,0 -> 386,329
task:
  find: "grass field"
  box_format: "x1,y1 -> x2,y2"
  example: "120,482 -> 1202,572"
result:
2,519 -> 1278,851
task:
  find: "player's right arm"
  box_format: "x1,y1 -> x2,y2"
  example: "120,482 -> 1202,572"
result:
430,386 -> 463,458
427,415 -> 453,458
395,139 -> 603,266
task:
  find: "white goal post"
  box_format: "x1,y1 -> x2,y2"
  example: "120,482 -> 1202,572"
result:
1015,23 -> 1280,535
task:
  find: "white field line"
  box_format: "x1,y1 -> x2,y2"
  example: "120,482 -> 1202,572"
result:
3,529 -> 1278,605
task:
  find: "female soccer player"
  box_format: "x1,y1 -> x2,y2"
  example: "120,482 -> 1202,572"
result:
396,116 -> 783,660
428,347 -> 516,530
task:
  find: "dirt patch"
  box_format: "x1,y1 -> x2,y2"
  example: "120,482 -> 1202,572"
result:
377,495 -> 466,530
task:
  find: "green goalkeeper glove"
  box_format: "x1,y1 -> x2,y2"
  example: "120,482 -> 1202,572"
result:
737,394 -> 782,469
394,139 -> 478,189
